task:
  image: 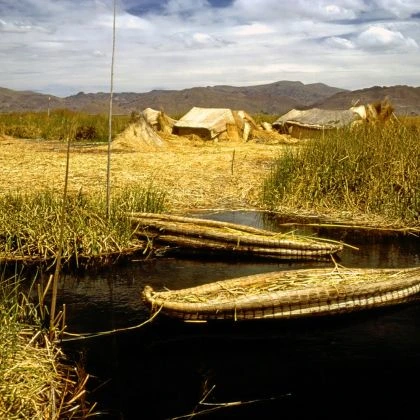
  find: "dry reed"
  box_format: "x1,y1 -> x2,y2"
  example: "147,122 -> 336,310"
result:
152,267 -> 419,304
0,275 -> 95,419
143,266 -> 420,321
0,133 -> 290,213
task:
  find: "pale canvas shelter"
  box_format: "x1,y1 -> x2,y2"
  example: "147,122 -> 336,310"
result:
273,98 -> 394,136
272,108 -> 361,134
173,107 -> 256,141
142,108 -> 177,134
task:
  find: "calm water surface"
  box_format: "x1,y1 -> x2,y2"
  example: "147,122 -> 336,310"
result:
58,211 -> 419,419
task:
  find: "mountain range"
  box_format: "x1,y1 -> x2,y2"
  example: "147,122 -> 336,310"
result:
1,81 -> 419,116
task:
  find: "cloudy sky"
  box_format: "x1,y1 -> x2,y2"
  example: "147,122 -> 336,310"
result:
1,0 -> 419,97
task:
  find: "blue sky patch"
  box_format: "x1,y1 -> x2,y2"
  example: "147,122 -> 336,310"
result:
124,0 -> 167,16
208,0 -> 234,7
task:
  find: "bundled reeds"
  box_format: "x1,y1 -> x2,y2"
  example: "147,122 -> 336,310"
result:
130,212 -> 344,260
143,266 -> 420,321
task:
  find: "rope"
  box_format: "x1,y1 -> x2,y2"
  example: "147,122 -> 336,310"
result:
60,306 -> 162,342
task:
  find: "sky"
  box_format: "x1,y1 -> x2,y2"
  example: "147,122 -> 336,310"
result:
1,0 -> 419,97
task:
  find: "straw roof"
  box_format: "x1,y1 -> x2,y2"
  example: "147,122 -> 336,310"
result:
273,108 -> 359,131
273,99 -> 395,132
174,107 -> 236,139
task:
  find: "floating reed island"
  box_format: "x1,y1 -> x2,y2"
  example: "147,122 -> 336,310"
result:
142,266 -> 420,322
130,213 -> 344,261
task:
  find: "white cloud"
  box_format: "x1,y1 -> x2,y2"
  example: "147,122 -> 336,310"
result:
325,36 -> 356,49
356,25 -> 419,50
374,0 -> 420,19
233,22 -> 276,36
0,0 -> 419,96
93,49 -> 106,57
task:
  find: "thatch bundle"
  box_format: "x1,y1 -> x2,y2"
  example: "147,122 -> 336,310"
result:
131,212 -> 343,260
142,107 -> 177,134
112,114 -> 165,151
365,97 -> 395,123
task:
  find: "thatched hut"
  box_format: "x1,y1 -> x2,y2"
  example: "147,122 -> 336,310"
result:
272,108 -> 359,136
173,107 -> 257,141
273,98 -> 394,137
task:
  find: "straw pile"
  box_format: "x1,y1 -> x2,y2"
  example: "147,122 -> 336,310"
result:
143,266 -> 420,321
131,212 -> 344,260
0,133 -> 289,213
111,115 -> 165,151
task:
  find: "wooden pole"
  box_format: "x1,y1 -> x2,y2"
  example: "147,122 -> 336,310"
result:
106,0 -> 117,219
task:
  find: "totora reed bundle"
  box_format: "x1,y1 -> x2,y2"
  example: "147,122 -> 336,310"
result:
143,266 -> 420,321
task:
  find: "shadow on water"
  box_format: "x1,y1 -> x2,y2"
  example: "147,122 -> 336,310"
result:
56,211 -> 419,419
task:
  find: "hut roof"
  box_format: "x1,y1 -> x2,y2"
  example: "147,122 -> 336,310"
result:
174,107 -> 236,139
273,108 -> 359,130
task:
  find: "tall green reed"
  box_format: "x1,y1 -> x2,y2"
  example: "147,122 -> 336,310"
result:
0,110 -> 130,142
262,122 -> 419,226
0,184 -> 168,266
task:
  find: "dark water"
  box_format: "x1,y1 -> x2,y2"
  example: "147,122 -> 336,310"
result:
57,211 -> 419,419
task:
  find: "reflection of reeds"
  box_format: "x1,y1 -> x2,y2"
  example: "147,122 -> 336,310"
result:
143,266 -> 420,321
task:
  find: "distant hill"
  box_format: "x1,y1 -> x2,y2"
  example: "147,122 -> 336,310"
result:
110,81 -> 346,116
0,82 -> 419,116
0,87 -> 64,112
0,81 -> 345,116
313,85 -> 420,116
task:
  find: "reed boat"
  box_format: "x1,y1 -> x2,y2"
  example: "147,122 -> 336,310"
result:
131,213 -> 344,261
142,266 -> 420,322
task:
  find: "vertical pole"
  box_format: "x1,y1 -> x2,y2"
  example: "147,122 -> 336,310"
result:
106,0 -> 116,219
49,134 -> 71,340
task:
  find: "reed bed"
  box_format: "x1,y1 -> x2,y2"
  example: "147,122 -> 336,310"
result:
1,114 -> 418,237
0,110 -> 131,142
0,186 -> 167,267
262,121 -> 419,228
0,272 -> 94,418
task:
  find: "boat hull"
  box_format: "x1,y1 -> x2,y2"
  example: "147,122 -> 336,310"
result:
142,267 -> 420,322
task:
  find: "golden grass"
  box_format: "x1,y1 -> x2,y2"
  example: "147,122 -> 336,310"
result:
0,133 -> 293,213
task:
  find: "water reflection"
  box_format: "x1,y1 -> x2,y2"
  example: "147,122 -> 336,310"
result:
58,211 -> 419,419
